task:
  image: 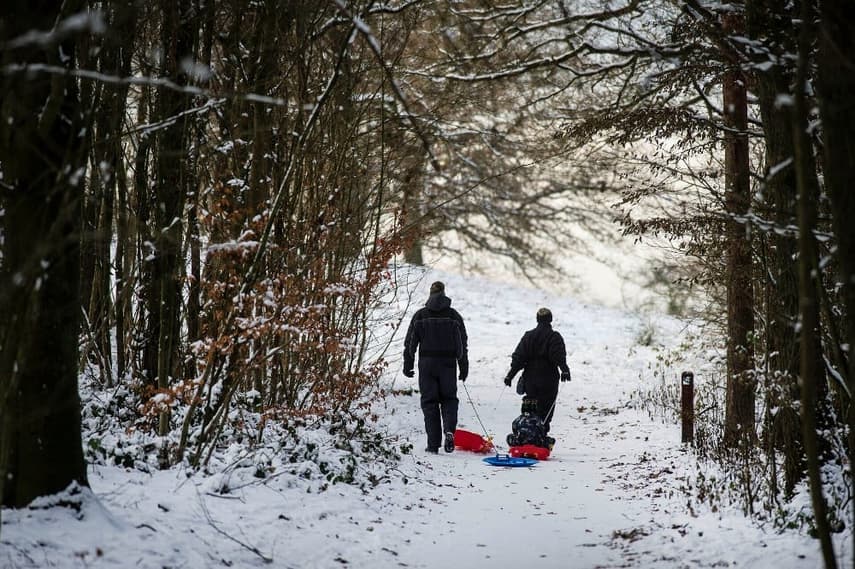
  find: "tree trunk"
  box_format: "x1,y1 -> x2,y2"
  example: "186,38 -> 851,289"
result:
90,1 -> 138,388
115,149 -> 130,381
0,0 -> 89,507
137,132 -> 159,390
793,87 -> 839,569
402,163 -> 425,266
113,2 -> 138,383
185,0 -> 214,366
722,11 -> 756,447
401,152 -> 426,266
152,0 -> 196,442
745,0 -> 803,495
793,2 -> 838,566
815,0 -> 855,561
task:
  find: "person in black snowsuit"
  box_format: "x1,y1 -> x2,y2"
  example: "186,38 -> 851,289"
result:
403,281 -> 469,454
503,308 -> 571,434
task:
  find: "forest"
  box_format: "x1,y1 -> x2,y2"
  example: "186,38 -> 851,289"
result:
1,1 -> 854,567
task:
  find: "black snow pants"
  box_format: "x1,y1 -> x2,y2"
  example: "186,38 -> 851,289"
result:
418,356 -> 459,450
526,380 -> 558,434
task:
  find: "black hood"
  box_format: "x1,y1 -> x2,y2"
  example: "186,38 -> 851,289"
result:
532,321 -> 553,344
425,292 -> 452,311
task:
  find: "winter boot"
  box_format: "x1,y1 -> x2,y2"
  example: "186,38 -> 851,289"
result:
425,447 -> 439,454
444,431 -> 455,453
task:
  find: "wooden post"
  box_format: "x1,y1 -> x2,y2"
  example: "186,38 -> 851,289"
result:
681,371 -> 695,444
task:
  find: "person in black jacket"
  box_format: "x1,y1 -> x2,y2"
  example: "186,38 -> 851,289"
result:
403,281 -> 469,454
503,308 -> 571,433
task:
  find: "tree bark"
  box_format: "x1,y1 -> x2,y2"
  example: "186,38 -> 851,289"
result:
0,0 -> 89,507
402,161 -> 426,267
147,0 -> 196,442
793,87 -> 839,569
85,1 -> 138,387
185,0 -> 214,373
722,10 -> 756,447
112,1 -> 139,383
815,0 -> 855,561
793,2 -> 838,566
745,0 -> 803,495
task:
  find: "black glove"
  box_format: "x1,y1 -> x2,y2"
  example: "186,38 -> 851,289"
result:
403,368 -> 415,378
561,370 -> 571,382
458,359 -> 468,382
503,375 -> 512,387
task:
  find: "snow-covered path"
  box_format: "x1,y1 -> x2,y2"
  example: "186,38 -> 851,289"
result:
375,269 -> 664,568
338,269 -> 829,568
1,268 -> 838,568
334,269 -> 832,568
387,384 -> 642,569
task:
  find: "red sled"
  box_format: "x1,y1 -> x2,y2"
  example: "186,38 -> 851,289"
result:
454,429 -> 495,453
509,444 -> 551,460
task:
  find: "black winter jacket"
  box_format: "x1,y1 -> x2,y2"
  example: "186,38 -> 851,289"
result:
403,293 -> 469,378
507,322 -> 569,390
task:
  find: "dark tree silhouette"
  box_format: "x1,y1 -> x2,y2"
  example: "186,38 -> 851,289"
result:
0,1 -> 90,507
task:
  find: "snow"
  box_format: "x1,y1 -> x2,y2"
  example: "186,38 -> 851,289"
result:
1,268 -> 849,568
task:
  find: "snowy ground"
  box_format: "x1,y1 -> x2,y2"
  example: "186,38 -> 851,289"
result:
1,268 -> 848,568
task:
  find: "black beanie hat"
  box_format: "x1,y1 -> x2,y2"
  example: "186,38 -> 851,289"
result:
536,307 -> 552,323
430,281 -> 445,295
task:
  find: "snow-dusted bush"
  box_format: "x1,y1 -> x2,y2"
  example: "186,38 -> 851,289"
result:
80,375 -> 413,492
629,337 -> 852,536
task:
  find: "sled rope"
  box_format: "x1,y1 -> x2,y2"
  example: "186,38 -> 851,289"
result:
544,395 -> 558,424
493,383 -> 508,412
462,382 -> 494,442
541,381 -> 564,428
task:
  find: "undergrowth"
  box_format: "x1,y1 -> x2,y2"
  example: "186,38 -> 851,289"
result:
627,334 -> 851,536
80,376 -> 412,493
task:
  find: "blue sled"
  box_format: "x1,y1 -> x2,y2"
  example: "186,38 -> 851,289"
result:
483,454 -> 538,467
